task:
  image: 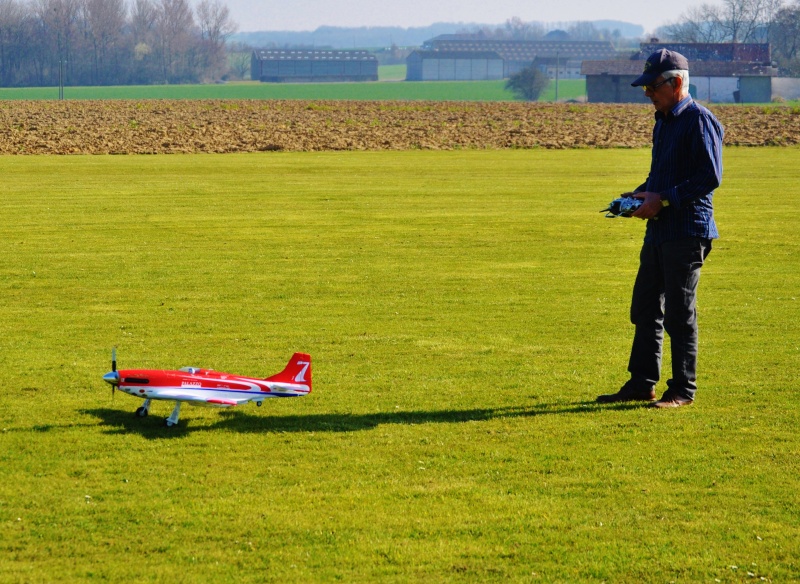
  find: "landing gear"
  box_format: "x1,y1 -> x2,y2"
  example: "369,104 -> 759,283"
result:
165,401 -> 182,427
135,399 -> 152,418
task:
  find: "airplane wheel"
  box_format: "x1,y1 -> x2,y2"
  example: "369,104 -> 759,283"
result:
135,407 -> 148,418
165,420 -> 175,428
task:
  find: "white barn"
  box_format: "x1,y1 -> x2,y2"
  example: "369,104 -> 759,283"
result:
581,60 -> 777,104
406,50 -> 504,81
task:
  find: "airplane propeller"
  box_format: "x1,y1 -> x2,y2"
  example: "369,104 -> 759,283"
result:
103,347 -> 120,399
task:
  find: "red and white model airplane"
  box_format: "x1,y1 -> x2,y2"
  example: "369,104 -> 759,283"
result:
102,349 -> 312,427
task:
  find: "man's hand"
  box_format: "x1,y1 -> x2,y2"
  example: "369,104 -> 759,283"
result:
631,191 -> 664,220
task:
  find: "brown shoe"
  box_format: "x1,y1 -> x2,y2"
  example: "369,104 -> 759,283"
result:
596,387 -> 656,403
649,395 -> 693,408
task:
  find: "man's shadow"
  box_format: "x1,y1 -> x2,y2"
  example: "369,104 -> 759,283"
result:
81,400 -> 643,439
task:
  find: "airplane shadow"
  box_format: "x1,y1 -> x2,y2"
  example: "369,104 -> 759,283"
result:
81,400 -> 645,439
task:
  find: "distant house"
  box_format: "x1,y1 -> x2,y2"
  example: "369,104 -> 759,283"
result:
407,37 -> 617,81
582,43 -> 777,103
251,50 -> 378,83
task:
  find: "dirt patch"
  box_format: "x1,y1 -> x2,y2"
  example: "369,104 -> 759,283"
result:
1,100 -> 798,154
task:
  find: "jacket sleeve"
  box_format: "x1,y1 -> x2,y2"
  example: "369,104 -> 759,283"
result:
661,113 -> 724,208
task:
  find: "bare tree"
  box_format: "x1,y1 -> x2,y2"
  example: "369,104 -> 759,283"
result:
0,0 -> 29,85
663,5 -> 732,42
771,0 -> 800,72
461,18 -> 544,41
129,0 -> 158,83
195,0 -> 236,80
718,0 -> 782,41
502,17 -> 544,40
664,0 -> 784,43
196,0 -> 235,46
34,0 -> 81,82
567,22 -> 605,41
130,0 -> 156,43
226,40 -> 251,80
757,0 -> 791,41
154,0 -> 194,83
81,0 -> 126,84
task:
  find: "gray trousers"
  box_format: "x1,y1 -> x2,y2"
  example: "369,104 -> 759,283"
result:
627,237 -> 712,400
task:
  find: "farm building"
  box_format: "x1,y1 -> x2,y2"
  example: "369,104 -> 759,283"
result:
251,50 -> 378,83
407,37 -> 617,81
637,42 -> 771,64
582,42 -> 778,103
406,51 -> 504,81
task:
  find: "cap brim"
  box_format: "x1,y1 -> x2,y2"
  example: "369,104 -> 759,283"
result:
631,72 -> 658,87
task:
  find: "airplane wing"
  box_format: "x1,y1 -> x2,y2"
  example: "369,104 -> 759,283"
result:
155,390 -> 248,407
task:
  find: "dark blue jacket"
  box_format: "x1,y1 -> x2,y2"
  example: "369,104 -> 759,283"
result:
636,97 -> 724,244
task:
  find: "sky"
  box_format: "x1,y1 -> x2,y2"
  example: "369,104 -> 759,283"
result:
224,0 -> 706,34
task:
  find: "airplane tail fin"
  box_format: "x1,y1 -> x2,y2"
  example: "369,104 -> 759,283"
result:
266,353 -> 312,394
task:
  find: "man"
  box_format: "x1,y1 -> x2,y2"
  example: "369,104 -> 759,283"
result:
597,49 -> 724,408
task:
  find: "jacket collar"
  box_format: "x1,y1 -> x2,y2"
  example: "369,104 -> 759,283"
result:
655,95 -> 693,121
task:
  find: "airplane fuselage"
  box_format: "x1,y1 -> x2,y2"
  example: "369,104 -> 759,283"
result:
107,367 -> 309,407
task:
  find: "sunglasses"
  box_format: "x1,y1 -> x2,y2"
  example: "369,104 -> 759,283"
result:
642,78 -> 673,92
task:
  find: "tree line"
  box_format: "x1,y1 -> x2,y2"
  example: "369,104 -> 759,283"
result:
659,0 -> 800,74
461,17 -> 638,49
0,0 -> 237,87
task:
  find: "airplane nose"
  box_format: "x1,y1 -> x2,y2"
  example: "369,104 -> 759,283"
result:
103,371 -> 120,385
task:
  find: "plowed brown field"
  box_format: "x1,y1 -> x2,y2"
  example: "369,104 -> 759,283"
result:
1,100 -> 799,154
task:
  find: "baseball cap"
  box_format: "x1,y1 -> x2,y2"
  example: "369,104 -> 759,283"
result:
631,49 -> 690,87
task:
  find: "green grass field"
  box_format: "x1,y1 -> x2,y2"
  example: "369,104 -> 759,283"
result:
378,65 -> 407,81
0,76 -> 587,102
1,148 -> 798,582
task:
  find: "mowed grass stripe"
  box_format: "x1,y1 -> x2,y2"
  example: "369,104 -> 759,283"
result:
0,149 -> 798,582
0,80 -> 515,101
0,79 -> 589,102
